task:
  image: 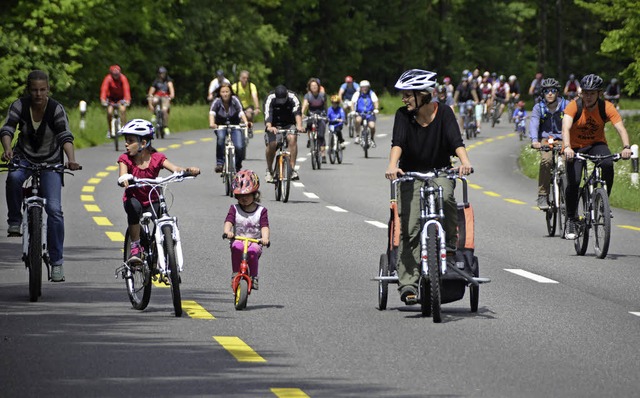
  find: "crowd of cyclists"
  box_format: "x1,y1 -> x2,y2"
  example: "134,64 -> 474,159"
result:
0,64 -> 634,288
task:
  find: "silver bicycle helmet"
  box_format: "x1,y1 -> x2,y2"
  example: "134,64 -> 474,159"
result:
394,69 -> 438,92
581,74 -> 604,91
541,78 -> 561,89
118,118 -> 155,138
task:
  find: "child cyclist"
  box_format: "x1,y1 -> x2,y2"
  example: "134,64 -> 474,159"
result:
116,119 -> 200,262
327,94 -> 347,149
223,170 -> 270,289
513,100 -> 527,132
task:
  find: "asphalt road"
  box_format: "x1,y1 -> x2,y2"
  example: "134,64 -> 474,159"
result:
2,112 -> 640,398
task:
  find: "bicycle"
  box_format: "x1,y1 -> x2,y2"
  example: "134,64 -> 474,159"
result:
222,235 -> 269,310
327,123 -> 344,165
357,111 -> 375,158
347,110 -> 356,138
490,98 -> 503,128
154,101 -> 166,139
507,97 -> 516,123
572,152 -> 625,259
115,170 -> 197,316
387,169 -> 488,322
272,127 -> 297,203
304,114 -> 327,170
515,117 -> 527,141
107,101 -> 125,151
535,138 -> 566,237
1,159 -> 80,302
214,123 -> 246,197
462,100 -> 477,140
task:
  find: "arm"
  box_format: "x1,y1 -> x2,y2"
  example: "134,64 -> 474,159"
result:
301,98 -> 309,115
223,221 -> 234,239
168,81 -> 175,100
385,146 -> 403,180
561,114 -> 575,159
260,226 -> 270,246
613,121 -> 632,159
251,83 -> 260,113
529,104 -> 541,145
99,76 -> 109,103
62,142 -> 80,170
122,75 -> 131,104
162,159 -> 200,175
454,146 -> 473,175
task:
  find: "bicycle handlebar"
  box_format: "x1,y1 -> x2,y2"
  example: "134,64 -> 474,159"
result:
303,114 -> 328,123
123,170 -> 197,188
393,168 -> 474,184
222,234 -> 270,247
1,160 -> 82,174
574,153 -> 624,162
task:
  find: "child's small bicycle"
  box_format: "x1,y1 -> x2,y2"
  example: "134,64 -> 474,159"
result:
223,235 -> 269,310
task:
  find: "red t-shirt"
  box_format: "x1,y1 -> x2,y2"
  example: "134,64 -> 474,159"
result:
118,152 -> 167,206
100,74 -> 132,103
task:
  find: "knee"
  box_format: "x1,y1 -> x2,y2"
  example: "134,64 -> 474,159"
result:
45,200 -> 63,220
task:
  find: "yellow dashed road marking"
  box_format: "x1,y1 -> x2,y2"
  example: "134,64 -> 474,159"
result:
183,300 -> 215,319
87,177 -> 102,184
619,225 -> 640,232
201,137 -> 214,142
96,172 -> 109,177
271,388 -> 310,398
81,195 -> 94,202
213,336 -> 267,362
485,138 -> 495,143
497,135 -> 506,140
84,204 -> 101,212
93,216 -> 113,226
105,231 -> 125,242
106,165 -> 118,171
484,191 -> 501,197
82,186 -> 95,193
505,199 -> 526,205
184,140 -> 197,145
169,144 -> 181,149
157,147 -> 167,151
152,279 -> 169,288
468,183 -> 483,190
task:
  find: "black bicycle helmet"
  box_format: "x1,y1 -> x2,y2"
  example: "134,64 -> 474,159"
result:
580,74 -> 604,91
541,78 -> 561,89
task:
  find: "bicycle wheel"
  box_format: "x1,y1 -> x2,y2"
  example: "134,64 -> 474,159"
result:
235,278 -> 249,310
328,134 -> 336,164
274,156 -> 282,201
557,174 -> 567,237
491,108 -> 498,128
426,224 -> 442,323
27,206 -> 43,302
545,207 -> 557,237
377,254 -> 389,310
123,227 -> 152,310
574,189 -> 590,256
348,119 -> 355,138
311,140 -> 318,170
162,225 -> 182,317
282,160 -> 292,203
470,256 -> 479,313
156,108 -> 165,139
337,144 -> 343,164
420,275 -> 431,317
112,118 -> 121,151
362,129 -> 369,159
593,188 -> 611,259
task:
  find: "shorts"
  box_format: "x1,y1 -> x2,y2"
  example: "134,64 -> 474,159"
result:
264,124 -> 295,145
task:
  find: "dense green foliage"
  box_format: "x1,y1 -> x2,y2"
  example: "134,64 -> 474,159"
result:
1,0 -> 637,114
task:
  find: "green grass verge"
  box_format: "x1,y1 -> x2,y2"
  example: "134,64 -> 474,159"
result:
519,114 -> 640,212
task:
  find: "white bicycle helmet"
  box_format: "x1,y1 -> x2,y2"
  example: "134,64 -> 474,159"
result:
394,69 -> 438,92
360,80 -> 371,88
118,118 -> 155,138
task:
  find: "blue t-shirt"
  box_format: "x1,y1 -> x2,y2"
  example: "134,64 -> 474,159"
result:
340,82 -> 360,101
327,106 -> 346,128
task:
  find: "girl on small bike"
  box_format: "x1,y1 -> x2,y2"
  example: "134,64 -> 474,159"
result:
223,170 -> 270,289
327,94 -> 346,149
117,119 -> 200,262
512,101 -> 527,132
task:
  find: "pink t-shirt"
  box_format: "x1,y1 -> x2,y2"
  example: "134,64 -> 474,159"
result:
118,151 -> 167,206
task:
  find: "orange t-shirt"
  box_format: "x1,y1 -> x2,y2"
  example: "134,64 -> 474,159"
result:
564,99 -> 621,149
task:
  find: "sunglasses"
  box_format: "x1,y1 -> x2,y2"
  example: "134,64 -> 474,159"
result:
543,88 -> 558,94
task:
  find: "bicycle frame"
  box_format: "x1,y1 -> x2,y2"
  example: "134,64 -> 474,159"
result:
230,236 -> 260,292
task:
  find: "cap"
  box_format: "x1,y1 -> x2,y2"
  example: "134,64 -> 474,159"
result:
274,85 -> 288,105
158,66 -> 167,74
110,65 -> 121,74
216,69 -> 224,76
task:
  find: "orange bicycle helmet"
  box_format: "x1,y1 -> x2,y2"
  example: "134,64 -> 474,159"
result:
330,94 -> 340,103
233,170 -> 260,195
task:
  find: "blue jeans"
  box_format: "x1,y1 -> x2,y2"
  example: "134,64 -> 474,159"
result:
216,128 -> 245,170
6,159 -> 65,265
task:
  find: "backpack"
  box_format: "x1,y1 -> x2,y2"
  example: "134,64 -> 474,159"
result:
574,97 -> 607,123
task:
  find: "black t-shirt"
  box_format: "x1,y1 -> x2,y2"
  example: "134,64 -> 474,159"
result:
456,83 -> 473,102
391,104 -> 463,171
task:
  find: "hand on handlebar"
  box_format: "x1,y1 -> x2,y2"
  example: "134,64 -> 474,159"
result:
223,232 -> 234,240
531,141 -> 542,150
183,167 -> 200,176
457,163 -> 473,176
118,173 -> 134,187
564,147 -> 575,160
65,161 -> 82,171
1,149 -> 13,162
621,148 -> 632,159
385,166 -> 404,180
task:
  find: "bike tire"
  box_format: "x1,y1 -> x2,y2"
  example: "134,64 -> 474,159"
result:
311,138 -> 318,170
123,227 -> 152,310
377,253 -> 389,311
337,145 -> 343,164
420,275 -> 431,317
274,156 -> 282,201
593,188 -> 611,259
235,278 -> 249,310
162,225 -> 182,317
545,208 -> 557,237
27,206 -> 43,302
558,174 -> 567,237
362,129 -> 369,159
574,189 -> 590,255
427,224 -> 442,322
112,118 -> 121,151
329,137 -> 336,164
348,121 -> 355,138
282,160 -> 291,203
470,256 -> 479,312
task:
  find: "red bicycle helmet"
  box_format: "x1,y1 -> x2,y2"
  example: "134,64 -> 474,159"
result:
345,75 -> 353,83
233,170 -> 260,195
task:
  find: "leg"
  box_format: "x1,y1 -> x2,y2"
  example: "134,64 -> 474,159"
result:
230,240 -> 244,274
437,177 -> 458,250
246,242 -> 263,277
287,134 -> 298,170
538,150 -> 553,196
336,125 -> 344,143
161,97 -> 170,127
590,144 -> 614,195
215,129 -> 225,167
369,120 -> 376,142
119,103 -> 128,125
564,157 -> 584,219
107,105 -> 114,134
5,163 -> 30,227
231,128 -> 245,170
397,181 -> 422,292
265,138 -> 277,175
123,198 -> 144,242
355,115 -> 362,138
317,120 -> 326,156
40,171 -> 64,265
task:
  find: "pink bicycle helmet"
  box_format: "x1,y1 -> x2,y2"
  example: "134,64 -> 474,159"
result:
232,170 -> 260,195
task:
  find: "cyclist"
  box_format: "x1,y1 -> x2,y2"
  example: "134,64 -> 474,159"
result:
351,80 -> 380,147
564,74 -> 581,100
385,69 -> 473,305
223,170 -> 270,290
529,72 -> 544,103
513,100 -> 527,131
302,77 -> 328,162
209,82 -> 251,173
207,69 -> 230,102
604,78 -> 621,109
529,78 -> 568,210
147,66 -> 175,136
433,85 -> 455,110
491,75 -> 510,122
561,74 -> 632,239
100,65 -> 131,138
1,70 -> 81,282
338,75 -> 359,114
508,75 -> 521,103
443,76 -> 454,99
117,119 -> 200,262
263,84 -> 304,182
232,70 -> 261,123
327,94 -> 347,149
452,74 -> 479,133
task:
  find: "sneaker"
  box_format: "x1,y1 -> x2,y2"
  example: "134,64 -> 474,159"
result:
400,286 -> 417,305
537,195 -> 549,210
339,142 -> 346,149
565,219 -> 577,240
354,136 -> 361,144
7,224 -> 21,236
322,156 -> 327,164
128,244 -> 143,263
306,140 -> 310,148
371,140 -> 377,148
251,277 -> 259,290
51,264 -> 65,282
265,170 -> 274,183
106,131 -> 112,139
215,165 -> 223,173
163,127 -> 170,136
151,115 -> 156,122
291,170 -> 300,181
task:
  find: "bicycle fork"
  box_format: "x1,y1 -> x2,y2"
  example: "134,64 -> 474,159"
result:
22,199 -> 50,273
154,217 -> 184,273
419,185 -> 447,275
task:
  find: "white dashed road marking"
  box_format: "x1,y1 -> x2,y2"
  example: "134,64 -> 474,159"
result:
629,312 -> 640,317
504,269 -> 559,284
292,182 -> 304,188
303,192 -> 319,199
365,220 -> 388,229
326,206 -> 347,213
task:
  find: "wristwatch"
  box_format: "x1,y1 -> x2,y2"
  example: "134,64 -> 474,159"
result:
623,145 -> 630,149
